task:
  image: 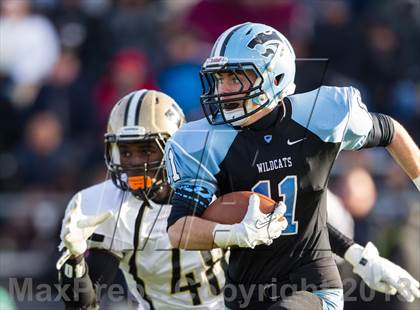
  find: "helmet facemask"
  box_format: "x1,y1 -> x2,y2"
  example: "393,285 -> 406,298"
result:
104,130 -> 171,204
200,62 -> 270,126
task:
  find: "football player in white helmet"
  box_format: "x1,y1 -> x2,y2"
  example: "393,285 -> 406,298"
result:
166,22 -> 420,309
57,90 -> 226,309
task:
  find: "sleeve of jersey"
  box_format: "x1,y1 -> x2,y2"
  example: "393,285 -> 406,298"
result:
290,86 -> 372,151
340,87 -> 373,151
165,132 -> 220,228
327,223 -> 355,258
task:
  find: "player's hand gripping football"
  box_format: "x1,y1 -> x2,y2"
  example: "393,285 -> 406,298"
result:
213,194 -> 288,248
345,242 -> 420,302
56,193 -> 113,269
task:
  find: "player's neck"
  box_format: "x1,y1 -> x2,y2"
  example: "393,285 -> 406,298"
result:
246,102 -> 285,131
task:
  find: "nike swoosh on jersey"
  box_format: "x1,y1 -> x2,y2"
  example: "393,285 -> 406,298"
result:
287,137 -> 307,145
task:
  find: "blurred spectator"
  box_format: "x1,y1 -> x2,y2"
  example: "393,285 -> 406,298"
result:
13,111 -> 81,191
0,0 -> 59,107
392,80 -> 419,122
372,161 -> 416,228
48,0 -> 113,84
360,21 -> 401,114
158,25 -> 211,120
0,90 -> 21,151
390,12 -> 420,142
94,48 -> 157,128
312,0 -> 363,81
159,62 -> 203,121
336,167 -> 377,219
185,0 -> 299,42
33,49 -> 97,142
333,166 -> 377,263
389,0 -> 420,81
108,0 -> 168,69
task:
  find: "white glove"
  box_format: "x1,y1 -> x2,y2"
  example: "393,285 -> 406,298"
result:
345,242 -> 420,302
213,194 -> 288,248
56,193 -> 113,269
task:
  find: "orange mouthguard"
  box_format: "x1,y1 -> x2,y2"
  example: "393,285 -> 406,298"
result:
128,176 -> 152,190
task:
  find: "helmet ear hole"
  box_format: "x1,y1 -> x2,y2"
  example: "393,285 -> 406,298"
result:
274,74 -> 284,86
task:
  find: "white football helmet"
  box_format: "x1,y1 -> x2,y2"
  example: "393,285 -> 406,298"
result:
200,22 -> 296,126
104,89 -> 186,200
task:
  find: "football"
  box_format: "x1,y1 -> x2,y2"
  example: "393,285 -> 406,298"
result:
202,191 -> 278,224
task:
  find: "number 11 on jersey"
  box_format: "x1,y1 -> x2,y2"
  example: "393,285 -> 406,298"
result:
251,176 -> 299,235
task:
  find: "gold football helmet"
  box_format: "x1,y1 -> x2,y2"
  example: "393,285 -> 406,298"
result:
104,89 -> 186,201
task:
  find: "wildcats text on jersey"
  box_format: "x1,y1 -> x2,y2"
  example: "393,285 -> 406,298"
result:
256,157 -> 293,173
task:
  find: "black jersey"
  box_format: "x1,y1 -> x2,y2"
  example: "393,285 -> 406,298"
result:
165,86 -> 373,286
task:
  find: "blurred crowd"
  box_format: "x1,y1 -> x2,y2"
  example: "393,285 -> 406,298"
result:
0,0 -> 419,309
